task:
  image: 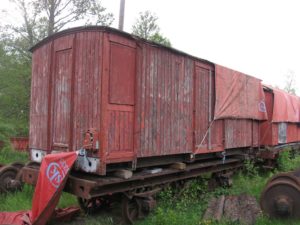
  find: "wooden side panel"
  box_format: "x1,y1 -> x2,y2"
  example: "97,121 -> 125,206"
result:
50,35 -> 74,150
210,120 -> 224,150
29,42 -> 52,150
72,32 -> 103,150
194,66 -> 210,149
194,65 -> 224,153
298,124 -> 300,142
105,35 -> 136,162
287,123 -> 298,143
260,90 -> 277,146
225,119 -> 253,149
183,58 -> 194,154
210,73 -> 224,151
109,43 -> 135,105
31,32 -> 103,153
259,90 -> 279,146
108,110 -> 133,152
272,123 -> 279,146
252,121 -> 260,147
52,48 -> 73,148
135,45 -> 194,157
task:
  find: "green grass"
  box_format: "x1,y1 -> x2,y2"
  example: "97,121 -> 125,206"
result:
135,179 -> 211,225
0,145 -> 78,212
0,184 -> 77,212
0,145 -> 28,165
57,192 -> 78,208
0,185 -> 33,211
136,150 -> 300,225
135,171 -> 300,225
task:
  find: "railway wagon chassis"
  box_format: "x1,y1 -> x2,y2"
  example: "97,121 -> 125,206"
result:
22,155 -> 243,223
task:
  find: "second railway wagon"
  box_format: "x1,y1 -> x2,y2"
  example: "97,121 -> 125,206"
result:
29,26 -> 267,175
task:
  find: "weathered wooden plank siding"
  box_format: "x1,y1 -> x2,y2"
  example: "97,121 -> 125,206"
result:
52,35 -> 74,149
135,45 -> 194,157
252,121 -> 260,147
29,42 -> 52,150
225,119 -> 254,149
287,123 -> 298,143
30,32 -> 103,152
194,66 -> 210,149
72,32 -> 102,150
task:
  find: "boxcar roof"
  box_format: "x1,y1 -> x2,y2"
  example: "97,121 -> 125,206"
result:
29,26 -> 214,66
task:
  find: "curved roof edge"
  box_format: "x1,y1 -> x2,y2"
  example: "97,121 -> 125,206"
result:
29,25 -> 213,66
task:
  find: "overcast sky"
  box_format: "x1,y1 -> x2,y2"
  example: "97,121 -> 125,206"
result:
1,0 -> 300,94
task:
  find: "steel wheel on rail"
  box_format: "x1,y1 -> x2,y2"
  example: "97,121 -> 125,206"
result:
260,180 -> 300,219
0,165 -> 19,193
122,196 -> 142,224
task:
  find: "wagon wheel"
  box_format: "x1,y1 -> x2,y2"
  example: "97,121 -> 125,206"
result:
15,169 -> 24,185
78,197 -> 111,214
261,180 -> 300,219
267,172 -> 300,187
25,161 -> 40,168
10,162 -> 26,191
0,165 -> 19,193
292,168 -> 300,178
122,196 -> 143,224
9,162 -> 25,170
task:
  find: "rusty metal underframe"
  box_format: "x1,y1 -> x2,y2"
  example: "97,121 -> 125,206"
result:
258,142 -> 300,159
22,158 -> 242,200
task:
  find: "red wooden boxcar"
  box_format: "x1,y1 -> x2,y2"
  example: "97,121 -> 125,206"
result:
29,26 -> 267,175
260,86 -> 300,147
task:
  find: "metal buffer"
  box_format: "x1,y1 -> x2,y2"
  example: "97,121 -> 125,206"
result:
260,169 -> 300,219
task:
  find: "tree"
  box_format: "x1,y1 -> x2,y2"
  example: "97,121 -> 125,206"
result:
1,0 -> 43,60
35,0 -> 114,36
150,32 -> 171,47
0,0 -> 114,133
1,0 -> 114,59
284,70 -> 297,95
132,11 -> 171,47
0,42 -> 30,126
